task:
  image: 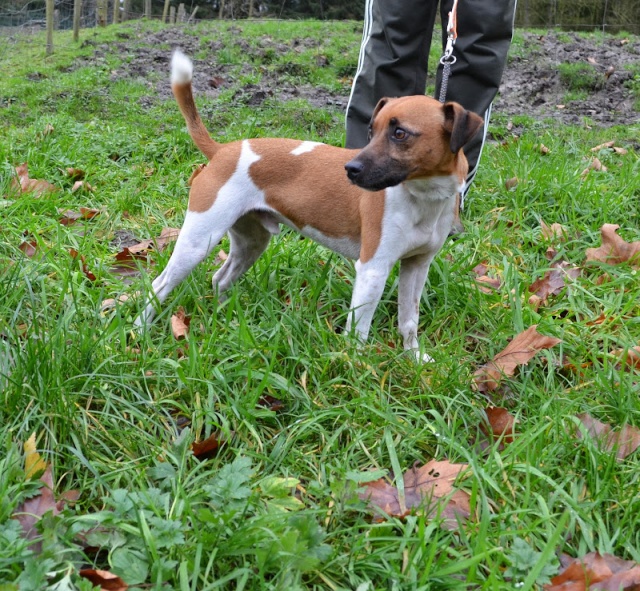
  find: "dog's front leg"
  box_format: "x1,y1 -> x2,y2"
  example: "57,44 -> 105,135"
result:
398,254 -> 434,363
345,259 -> 393,344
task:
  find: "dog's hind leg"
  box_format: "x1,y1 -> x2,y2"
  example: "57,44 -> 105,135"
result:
212,212 -> 273,297
134,211 -> 231,328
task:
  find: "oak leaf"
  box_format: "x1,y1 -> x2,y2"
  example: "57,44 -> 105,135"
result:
585,224 -> 640,267
79,569 -> 128,591
358,460 -> 471,530
171,307 -> 190,340
576,413 -> 640,460
483,407 -> 516,443
473,326 -> 561,393
545,552 -> 640,591
11,163 -> 57,197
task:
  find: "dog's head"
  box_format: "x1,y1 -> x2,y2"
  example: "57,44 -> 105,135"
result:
345,96 -> 484,192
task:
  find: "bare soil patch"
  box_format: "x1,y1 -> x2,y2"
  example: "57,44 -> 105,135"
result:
80,26 -> 638,127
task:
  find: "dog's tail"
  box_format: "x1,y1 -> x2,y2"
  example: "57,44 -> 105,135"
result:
171,50 -> 219,161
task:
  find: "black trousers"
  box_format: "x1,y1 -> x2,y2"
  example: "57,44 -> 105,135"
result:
345,0 -> 517,197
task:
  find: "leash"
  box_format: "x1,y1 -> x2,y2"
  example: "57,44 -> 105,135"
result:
438,0 -> 459,104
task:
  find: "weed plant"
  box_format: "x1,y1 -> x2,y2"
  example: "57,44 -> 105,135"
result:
0,19 -> 639,591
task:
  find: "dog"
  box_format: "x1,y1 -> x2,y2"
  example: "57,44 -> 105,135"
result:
134,50 -> 483,362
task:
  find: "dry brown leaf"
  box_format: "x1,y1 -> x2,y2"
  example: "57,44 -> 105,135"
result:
79,569 -> 128,591
59,207 -> 100,226
541,221 -> 568,242
505,177 -> 519,190
545,552 -> 640,591
483,407 -> 516,442
11,163 -> 57,197
473,326 -> 562,393
576,413 -> 640,460
171,307 -> 190,340
358,460 -> 471,529
18,240 -> 38,258
528,261 -> 580,305
539,143 -> 550,154
192,432 -> 228,460
69,249 -> 97,281
14,465 -> 59,544
611,345 -> 640,370
65,167 -> 86,180
591,141 -> 616,152
585,224 -> 640,267
72,180 -> 95,192
581,157 -> 608,177
257,395 -> 285,413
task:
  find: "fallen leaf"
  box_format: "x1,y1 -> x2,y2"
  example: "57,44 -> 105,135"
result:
65,167 -> 85,180
581,157 -> 607,177
611,345 -> 640,370
11,163 -> 57,197
505,177 -> 519,190
473,326 -> 562,393
100,294 -> 131,312
591,142 -> 616,153
79,569 -> 128,591
59,207 -> 100,226
19,239 -> 38,258
545,552 -> 640,591
257,395 -> 285,412
576,413 -> 640,460
72,180 -> 95,192
192,432 -> 228,460
483,407 -> 516,442
171,307 -> 190,340
14,465 -> 59,543
358,460 -> 471,529
70,249 -> 97,281
528,261 -> 580,305
539,143 -> 550,154
24,433 -> 47,478
541,221 -> 568,242
585,224 -> 640,267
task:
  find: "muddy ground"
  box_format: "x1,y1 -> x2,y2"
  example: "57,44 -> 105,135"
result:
84,26 -> 639,128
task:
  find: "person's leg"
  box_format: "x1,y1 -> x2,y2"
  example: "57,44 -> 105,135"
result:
345,0 -> 438,149
436,0 -> 518,196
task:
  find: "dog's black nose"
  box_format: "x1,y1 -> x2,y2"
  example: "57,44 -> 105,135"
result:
345,160 -> 364,182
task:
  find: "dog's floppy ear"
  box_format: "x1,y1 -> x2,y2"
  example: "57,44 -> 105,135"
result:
442,102 -> 484,153
367,97 -> 391,141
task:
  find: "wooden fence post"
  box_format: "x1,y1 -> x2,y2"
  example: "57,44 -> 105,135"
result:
113,0 -> 119,24
177,3 -> 186,21
188,6 -> 198,22
144,0 -> 152,18
96,0 -> 108,26
122,0 -> 130,21
162,0 -> 170,22
46,0 -> 54,55
169,5 -> 176,23
73,0 -> 82,41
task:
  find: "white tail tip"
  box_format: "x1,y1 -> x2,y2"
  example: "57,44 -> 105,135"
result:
171,49 -> 193,85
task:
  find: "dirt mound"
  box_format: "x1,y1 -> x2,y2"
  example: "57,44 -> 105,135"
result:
83,26 -> 638,127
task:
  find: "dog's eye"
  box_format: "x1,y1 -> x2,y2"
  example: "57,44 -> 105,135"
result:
393,128 -> 408,141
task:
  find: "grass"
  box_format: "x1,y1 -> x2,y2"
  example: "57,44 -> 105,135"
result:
1,18 -> 640,591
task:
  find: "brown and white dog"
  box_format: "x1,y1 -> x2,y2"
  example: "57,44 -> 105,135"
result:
135,50 -> 483,361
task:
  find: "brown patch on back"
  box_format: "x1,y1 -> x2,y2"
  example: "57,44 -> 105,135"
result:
187,142 -> 242,212
249,140 -> 384,252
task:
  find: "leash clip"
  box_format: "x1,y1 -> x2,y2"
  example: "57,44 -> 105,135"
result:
440,0 -> 458,65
